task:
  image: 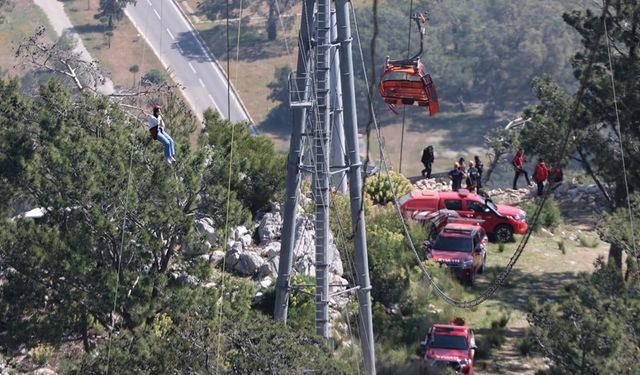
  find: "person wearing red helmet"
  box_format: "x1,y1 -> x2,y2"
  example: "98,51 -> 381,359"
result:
147,104 -> 176,164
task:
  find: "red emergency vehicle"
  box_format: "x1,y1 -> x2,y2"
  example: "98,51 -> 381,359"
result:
421,317 -> 476,374
400,189 -> 527,242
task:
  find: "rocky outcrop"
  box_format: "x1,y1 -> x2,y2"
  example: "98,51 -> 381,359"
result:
257,203 -> 283,243
223,208 -> 344,284
182,217 -> 217,256
413,177 -> 453,192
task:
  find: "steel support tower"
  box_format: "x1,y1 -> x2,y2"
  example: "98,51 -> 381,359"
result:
274,0 -> 376,373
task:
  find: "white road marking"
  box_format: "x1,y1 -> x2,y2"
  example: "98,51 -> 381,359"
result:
188,62 -> 196,73
146,0 -> 151,5
153,8 -> 161,19
166,28 -> 175,40
208,94 -> 216,104
198,78 -> 205,88
166,0 -> 245,119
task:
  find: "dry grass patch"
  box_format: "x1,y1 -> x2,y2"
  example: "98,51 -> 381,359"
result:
194,18 -> 297,125
0,0 -> 55,76
62,0 -> 165,89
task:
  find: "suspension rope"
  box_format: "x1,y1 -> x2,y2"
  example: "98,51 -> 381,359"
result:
273,0 -> 293,60
398,0 -> 416,173
104,4 -> 155,368
603,3 -> 638,258
106,144 -> 135,374
234,0 -> 244,84
350,0 -> 612,308
349,0 -> 379,230
215,0 -> 237,370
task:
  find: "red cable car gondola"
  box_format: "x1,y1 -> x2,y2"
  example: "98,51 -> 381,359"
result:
379,13 -> 439,116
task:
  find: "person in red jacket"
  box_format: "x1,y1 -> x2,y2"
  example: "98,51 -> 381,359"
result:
512,148 -> 531,189
533,158 -> 550,196
550,166 -> 564,191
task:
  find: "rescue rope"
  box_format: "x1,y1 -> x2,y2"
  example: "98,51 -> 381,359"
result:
398,0 -> 416,173
603,1 -> 638,258
106,144 -> 134,374
106,1 -> 152,369
214,0 -> 239,369
234,0 -> 244,84
273,0 -> 292,60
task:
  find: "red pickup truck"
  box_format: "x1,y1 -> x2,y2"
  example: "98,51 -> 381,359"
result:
399,189 -> 528,242
424,221 -> 488,285
420,317 -> 476,374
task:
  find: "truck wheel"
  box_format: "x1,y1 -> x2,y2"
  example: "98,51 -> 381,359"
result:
478,255 -> 486,274
494,225 -> 514,243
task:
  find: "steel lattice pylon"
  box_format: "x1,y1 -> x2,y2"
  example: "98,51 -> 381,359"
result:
273,0 -> 376,372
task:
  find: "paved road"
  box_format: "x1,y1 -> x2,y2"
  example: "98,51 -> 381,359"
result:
32,0 -> 115,95
125,0 -> 250,123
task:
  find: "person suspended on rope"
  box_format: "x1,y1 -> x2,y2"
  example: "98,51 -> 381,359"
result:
532,158 -> 549,197
474,155 -> 484,190
147,104 -> 177,164
421,145 -> 435,178
512,148 -> 531,190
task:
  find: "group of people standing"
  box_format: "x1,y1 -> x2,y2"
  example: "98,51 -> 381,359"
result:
421,146 -> 484,193
448,156 -> 484,193
512,148 -> 563,196
421,145 -> 563,196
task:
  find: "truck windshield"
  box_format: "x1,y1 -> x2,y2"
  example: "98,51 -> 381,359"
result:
483,198 -> 498,211
433,236 -> 473,252
431,334 -> 468,350
398,193 -> 412,206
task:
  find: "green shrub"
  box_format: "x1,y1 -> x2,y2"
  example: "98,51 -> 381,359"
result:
577,234 -> 599,248
516,329 -> 540,357
141,69 -> 166,86
521,199 -> 563,232
365,171 -> 412,205
558,240 -> 566,254
475,315 -> 509,359
286,274 -> 316,334
31,343 -> 53,366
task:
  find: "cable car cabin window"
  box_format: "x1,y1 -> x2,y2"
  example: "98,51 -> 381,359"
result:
444,200 -> 463,211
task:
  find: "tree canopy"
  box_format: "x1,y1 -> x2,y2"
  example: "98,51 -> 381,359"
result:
96,0 -> 136,29
0,77 -> 335,372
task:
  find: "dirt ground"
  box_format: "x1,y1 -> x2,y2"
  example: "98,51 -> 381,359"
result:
0,0 -> 55,75
61,0 -> 165,90
469,202 -> 608,374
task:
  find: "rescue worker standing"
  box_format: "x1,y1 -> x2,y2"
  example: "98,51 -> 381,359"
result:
421,145 -> 435,178
550,166 -> 564,191
512,148 -> 531,189
467,161 -> 479,193
449,162 -> 464,192
474,155 -> 484,190
533,158 -> 549,196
